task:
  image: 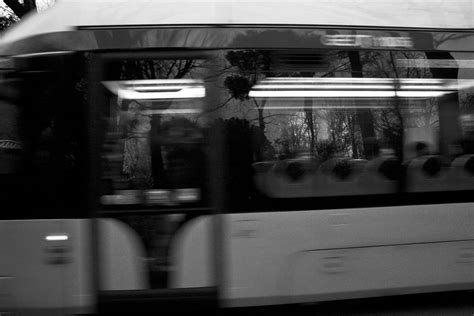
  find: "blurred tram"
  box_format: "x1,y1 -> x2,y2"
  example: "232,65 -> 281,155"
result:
0,0 -> 473,314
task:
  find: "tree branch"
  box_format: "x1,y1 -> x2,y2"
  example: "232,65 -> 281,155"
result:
166,61 -> 177,78
321,60 -> 351,78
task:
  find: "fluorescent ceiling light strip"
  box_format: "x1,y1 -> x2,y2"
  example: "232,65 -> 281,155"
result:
250,90 -> 397,98
254,84 -> 454,91
103,80 -> 205,98
131,85 -> 201,91
264,78 -> 394,84
252,84 -> 395,90
396,91 -> 447,97
265,77 -> 390,81
141,109 -> 201,115
264,105 -> 391,110
45,235 -> 69,241
118,87 -> 205,99
249,90 -> 449,98
261,78 -> 450,85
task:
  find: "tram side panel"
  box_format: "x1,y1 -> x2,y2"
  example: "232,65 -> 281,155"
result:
170,203 -> 474,307
0,219 -> 94,315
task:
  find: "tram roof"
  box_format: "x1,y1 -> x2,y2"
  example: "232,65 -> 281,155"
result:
0,0 -> 473,56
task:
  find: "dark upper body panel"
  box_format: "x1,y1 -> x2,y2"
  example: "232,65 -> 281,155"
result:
1,27 -> 474,56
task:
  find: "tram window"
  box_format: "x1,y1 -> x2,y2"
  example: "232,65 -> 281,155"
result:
100,61 -> 208,209
0,56 -> 86,218
212,49 -> 474,210
213,49 -> 403,208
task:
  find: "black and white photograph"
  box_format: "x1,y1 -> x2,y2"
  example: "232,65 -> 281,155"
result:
0,0 -> 473,315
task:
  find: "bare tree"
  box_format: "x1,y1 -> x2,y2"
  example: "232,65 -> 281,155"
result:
115,59 -> 201,188
224,50 -> 270,140
347,51 -> 378,159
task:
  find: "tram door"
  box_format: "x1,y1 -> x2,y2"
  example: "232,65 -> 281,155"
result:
90,52 -> 220,313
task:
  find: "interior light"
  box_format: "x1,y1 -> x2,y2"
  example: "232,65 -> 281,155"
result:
45,235 -> 69,241
141,109 -> 201,115
249,77 -> 460,99
249,90 -> 396,98
264,105 -> 391,110
250,90 -> 449,98
253,84 -> 395,90
103,79 -> 205,100
396,91 -> 447,97
261,77 -> 449,84
262,77 -> 394,84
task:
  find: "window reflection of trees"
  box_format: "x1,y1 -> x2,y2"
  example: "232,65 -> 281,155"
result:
216,48 -> 474,199
105,59 -> 205,191
220,49 -> 400,164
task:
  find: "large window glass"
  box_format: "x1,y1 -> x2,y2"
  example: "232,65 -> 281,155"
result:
101,79 -> 206,206
209,49 -> 474,211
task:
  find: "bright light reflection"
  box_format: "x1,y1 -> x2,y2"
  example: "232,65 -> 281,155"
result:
252,84 -> 453,91
264,105 -> 390,110
249,90 -> 448,98
45,235 -> 69,241
133,86 -> 198,91
141,109 -> 201,115
253,84 -> 395,90
262,77 -> 448,84
396,91 -> 447,97
249,77 -> 472,99
263,78 -> 393,83
118,87 -> 205,100
103,79 -> 205,100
